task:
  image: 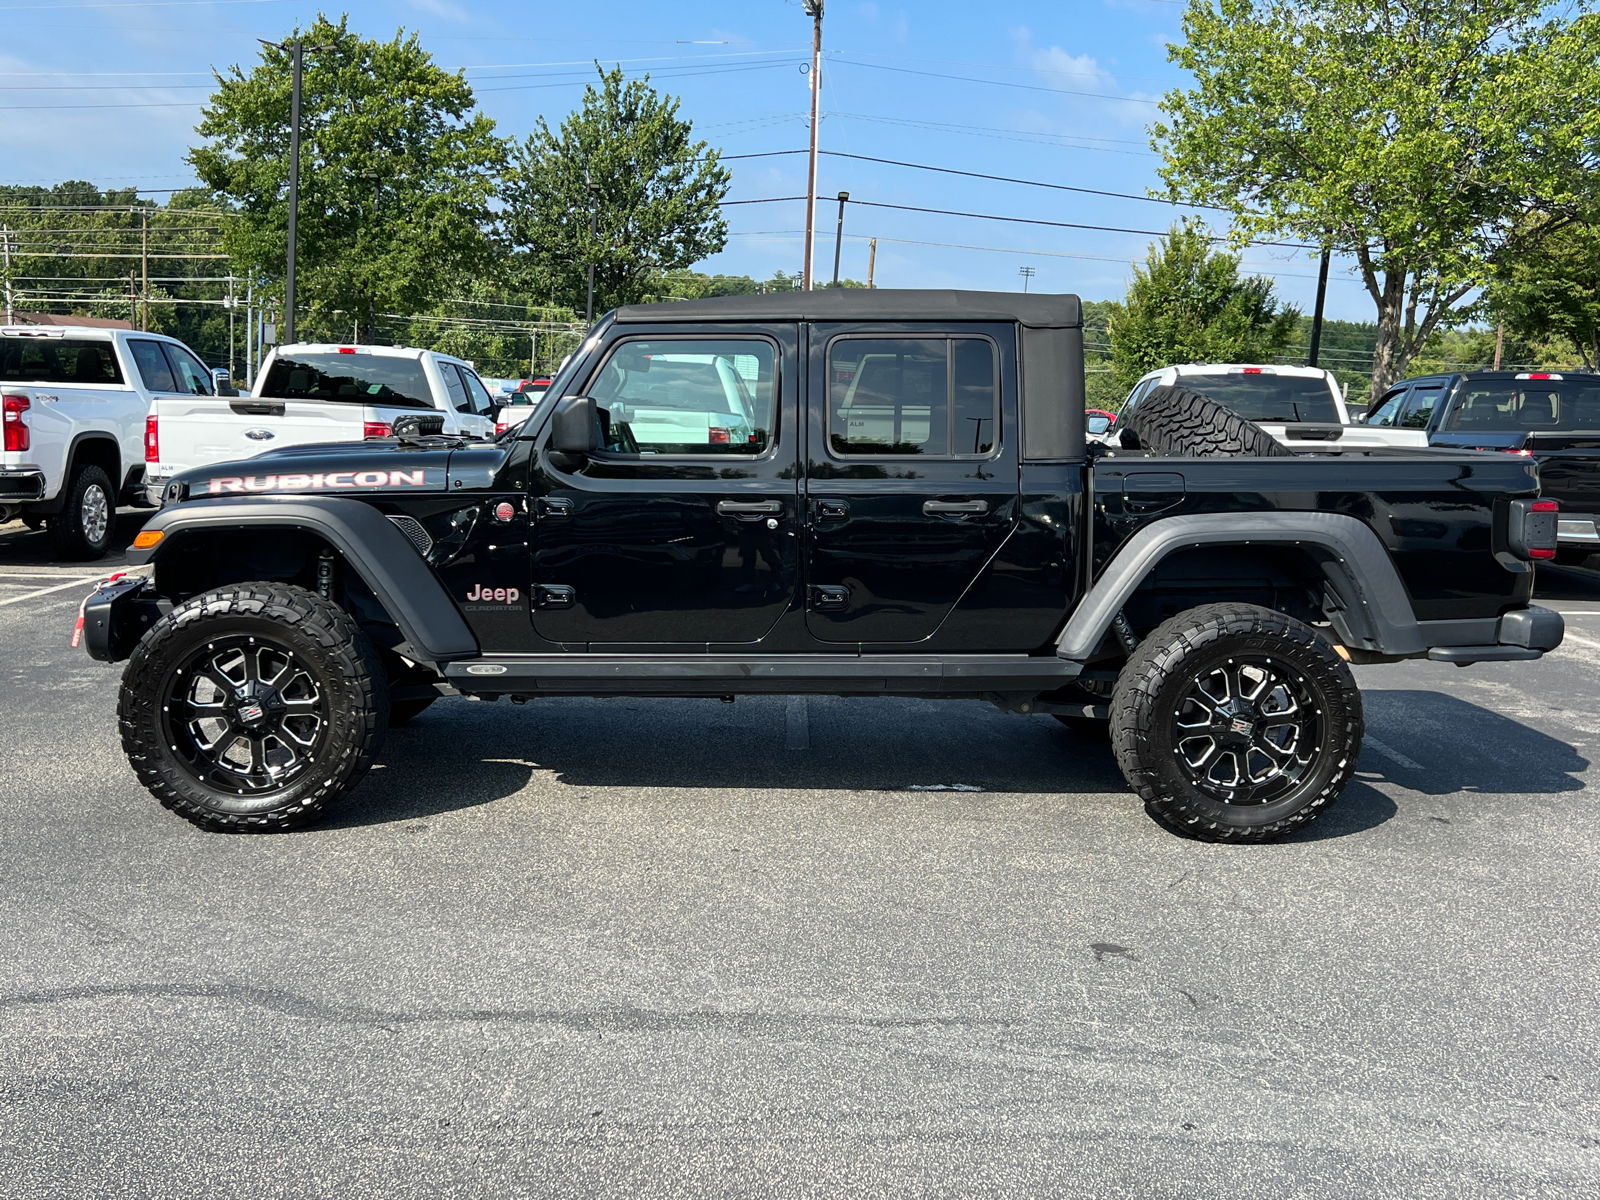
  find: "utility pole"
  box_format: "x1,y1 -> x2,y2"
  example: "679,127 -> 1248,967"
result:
529,330 -> 538,379
227,273 -> 236,382
260,37 -> 325,344
1494,323 -> 1504,370
801,0 -> 824,290
1307,246 -> 1331,367
245,275 -> 255,388
585,177 -> 600,324
140,207 -> 149,331
128,271 -> 137,329
1018,266 -> 1036,293
830,191 -> 849,287
2,224 -> 12,325
867,237 -> 876,289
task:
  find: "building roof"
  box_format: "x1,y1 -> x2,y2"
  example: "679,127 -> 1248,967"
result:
614,289 -> 1081,328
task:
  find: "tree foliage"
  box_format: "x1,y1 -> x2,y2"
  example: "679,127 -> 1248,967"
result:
1108,220 -> 1300,391
1155,0 -> 1600,397
190,15 -> 506,341
502,66 -> 731,315
1491,214 -> 1600,368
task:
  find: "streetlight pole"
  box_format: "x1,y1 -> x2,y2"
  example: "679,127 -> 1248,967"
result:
1307,246 -> 1330,368
802,0 -> 823,291
260,37 -> 327,345
831,191 -> 849,287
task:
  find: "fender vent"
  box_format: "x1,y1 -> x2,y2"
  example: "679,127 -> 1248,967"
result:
388,515 -> 433,558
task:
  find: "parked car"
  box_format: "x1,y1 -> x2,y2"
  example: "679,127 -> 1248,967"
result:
1116,364 -> 1428,449
143,344 -> 498,504
1361,369 -> 1600,561
495,376 -> 554,434
85,290 -> 1560,845
0,324 -> 225,559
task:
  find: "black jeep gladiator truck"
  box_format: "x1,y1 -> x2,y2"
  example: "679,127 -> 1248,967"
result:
81,291 -> 1563,842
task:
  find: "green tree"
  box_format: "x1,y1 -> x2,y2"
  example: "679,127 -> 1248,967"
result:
1107,220 -> 1300,391
1154,0 -> 1600,399
1491,215 -> 1600,368
190,16 -> 506,341
503,66 -> 731,315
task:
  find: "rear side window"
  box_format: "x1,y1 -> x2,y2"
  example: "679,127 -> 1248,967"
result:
129,339 -> 176,392
828,336 -> 997,457
586,338 -> 777,455
1441,381 -> 1600,432
1179,373 -> 1340,423
0,336 -> 125,386
1366,387 -> 1407,427
1397,385 -> 1442,429
261,353 -> 432,409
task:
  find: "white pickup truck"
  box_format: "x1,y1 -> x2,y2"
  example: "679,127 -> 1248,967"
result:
1115,364 -> 1430,450
143,343 -> 498,504
1,325 -> 225,559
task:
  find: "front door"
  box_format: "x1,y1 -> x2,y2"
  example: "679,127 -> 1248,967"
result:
530,326 -> 800,649
804,324 -> 1019,644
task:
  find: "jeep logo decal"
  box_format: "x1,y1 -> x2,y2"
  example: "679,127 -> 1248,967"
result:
465,584 -> 520,603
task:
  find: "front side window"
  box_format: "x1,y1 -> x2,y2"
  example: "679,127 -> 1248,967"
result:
828,337 -> 997,457
462,369 -> 496,416
440,363 -> 473,413
1366,388 -> 1407,427
586,338 -> 776,455
128,339 -> 176,392
261,352 -> 432,408
162,343 -> 213,395
0,336 -> 124,386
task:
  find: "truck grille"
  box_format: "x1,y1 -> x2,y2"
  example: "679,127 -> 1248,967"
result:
388,515 -> 433,558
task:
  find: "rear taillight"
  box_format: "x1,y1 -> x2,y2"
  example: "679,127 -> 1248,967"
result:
1509,498 -> 1559,560
708,427 -> 730,444
363,421 -> 392,439
3,394 -> 29,452
1241,367 -> 1264,374
495,420 -> 509,435
144,413 -> 158,462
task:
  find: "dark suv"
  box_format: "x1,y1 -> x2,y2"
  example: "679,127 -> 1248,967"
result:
1361,370 -> 1600,560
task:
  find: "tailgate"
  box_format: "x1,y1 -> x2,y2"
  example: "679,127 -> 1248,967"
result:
154,396 -> 365,474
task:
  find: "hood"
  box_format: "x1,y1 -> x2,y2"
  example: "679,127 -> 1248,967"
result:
164,438 -> 511,505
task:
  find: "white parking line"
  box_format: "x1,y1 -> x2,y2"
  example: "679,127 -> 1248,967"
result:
1561,631 -> 1600,652
1363,735 -> 1424,771
0,577 -> 102,606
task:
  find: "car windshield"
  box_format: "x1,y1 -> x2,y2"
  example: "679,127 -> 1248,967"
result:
0,336 -> 124,385
261,352 -> 432,408
1440,380 -> 1600,433
1178,374 -> 1340,423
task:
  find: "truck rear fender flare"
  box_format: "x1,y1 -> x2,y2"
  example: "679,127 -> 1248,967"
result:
127,496 -> 479,665
1058,512 -> 1424,660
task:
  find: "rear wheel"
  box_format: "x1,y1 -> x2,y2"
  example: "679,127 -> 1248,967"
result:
47,463 -> 115,560
1111,603 -> 1362,842
118,581 -> 387,832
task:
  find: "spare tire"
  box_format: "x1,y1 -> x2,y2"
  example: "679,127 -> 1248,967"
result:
1122,384 -> 1293,458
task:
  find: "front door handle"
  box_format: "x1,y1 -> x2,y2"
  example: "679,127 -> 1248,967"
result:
923,499 -> 988,515
534,584 -> 575,609
813,498 -> 849,520
809,584 -> 850,610
537,497 -> 574,521
716,499 -> 782,518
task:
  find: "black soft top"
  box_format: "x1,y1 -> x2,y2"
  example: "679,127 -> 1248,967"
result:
615,289 -> 1081,329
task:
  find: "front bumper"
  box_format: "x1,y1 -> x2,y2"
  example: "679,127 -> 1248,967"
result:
1426,604 -> 1564,664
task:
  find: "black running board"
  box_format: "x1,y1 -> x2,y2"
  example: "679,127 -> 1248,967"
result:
443,654 -> 1081,697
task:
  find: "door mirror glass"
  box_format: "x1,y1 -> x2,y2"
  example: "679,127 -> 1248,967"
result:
550,394 -> 599,455
211,367 -> 237,397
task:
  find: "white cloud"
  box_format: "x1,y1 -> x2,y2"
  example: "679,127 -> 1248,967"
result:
1009,27 -> 1158,129
405,0 -> 471,23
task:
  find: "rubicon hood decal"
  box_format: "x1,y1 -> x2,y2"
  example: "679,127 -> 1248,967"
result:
207,469 -> 436,494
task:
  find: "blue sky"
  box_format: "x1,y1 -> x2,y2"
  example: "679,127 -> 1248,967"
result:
0,0 -> 1372,322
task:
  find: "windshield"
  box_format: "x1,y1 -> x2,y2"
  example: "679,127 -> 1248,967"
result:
0,336 -> 124,385
261,352 -> 432,408
1440,380 -> 1600,433
1178,374 -> 1340,423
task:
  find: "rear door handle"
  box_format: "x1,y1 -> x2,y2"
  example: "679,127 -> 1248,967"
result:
813,498 -> 849,520
537,497 -> 574,521
716,499 -> 782,517
922,500 -> 988,515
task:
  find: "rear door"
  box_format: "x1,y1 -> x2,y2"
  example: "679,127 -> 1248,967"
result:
529,325 -> 800,648
803,323 -> 1019,645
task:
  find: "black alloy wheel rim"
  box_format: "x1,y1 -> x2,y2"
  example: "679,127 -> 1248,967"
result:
1172,655 -> 1322,806
161,636 -> 328,795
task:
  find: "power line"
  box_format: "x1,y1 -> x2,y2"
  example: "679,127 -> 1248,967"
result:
827,110 -> 1156,156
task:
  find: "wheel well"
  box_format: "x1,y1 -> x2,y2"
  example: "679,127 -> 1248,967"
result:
68,435 -> 120,488
1122,544 -> 1329,636
152,527 -> 406,650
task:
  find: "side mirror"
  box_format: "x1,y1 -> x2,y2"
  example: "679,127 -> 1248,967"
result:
211,367 -> 239,397
550,395 -> 599,455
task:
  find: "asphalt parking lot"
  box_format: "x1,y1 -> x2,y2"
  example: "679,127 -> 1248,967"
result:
3,510 -> 1599,1199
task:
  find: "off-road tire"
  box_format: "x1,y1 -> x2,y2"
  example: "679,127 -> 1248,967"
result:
47,463 -> 115,560
118,581 -> 388,832
1111,602 -> 1363,842
388,697 -> 436,725
1124,385 -> 1293,458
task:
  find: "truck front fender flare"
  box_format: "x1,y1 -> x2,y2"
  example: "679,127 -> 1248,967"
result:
127,496 -> 479,665
1058,512 -> 1425,660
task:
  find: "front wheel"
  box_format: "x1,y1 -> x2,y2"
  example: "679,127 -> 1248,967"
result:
1111,603 -> 1363,842
118,581 -> 388,831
